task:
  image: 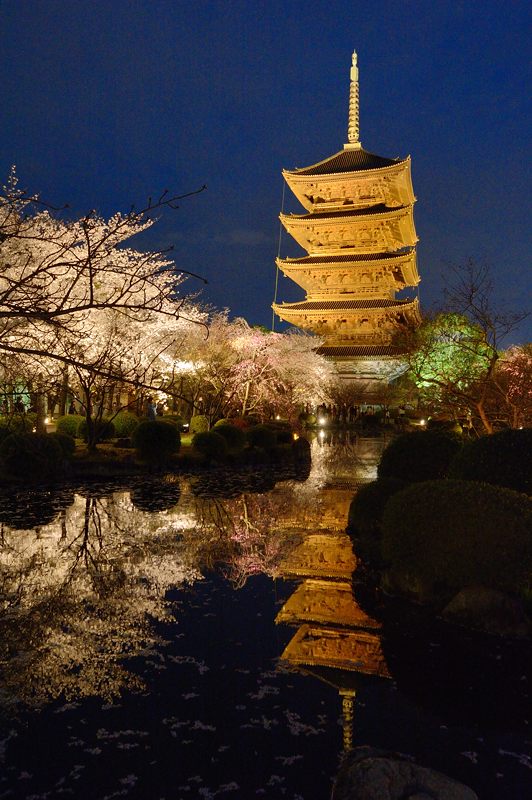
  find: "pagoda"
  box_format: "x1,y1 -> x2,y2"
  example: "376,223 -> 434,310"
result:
272,52 -> 421,388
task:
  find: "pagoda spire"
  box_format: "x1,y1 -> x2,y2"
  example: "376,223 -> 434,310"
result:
346,51 -> 361,149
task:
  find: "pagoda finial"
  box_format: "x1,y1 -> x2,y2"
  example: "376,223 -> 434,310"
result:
346,51 -> 362,149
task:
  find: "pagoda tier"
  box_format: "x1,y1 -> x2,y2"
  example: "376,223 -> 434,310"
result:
276,250 -> 419,298
283,152 -> 415,212
272,297 -> 421,342
279,205 -> 417,255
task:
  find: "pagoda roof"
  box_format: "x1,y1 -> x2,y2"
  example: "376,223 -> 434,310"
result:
284,204 -> 398,221
275,298 -> 414,312
285,148 -> 405,176
278,251 -> 415,266
315,344 -> 405,357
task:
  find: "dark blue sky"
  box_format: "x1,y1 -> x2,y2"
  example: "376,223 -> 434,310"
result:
1,0 -> 530,342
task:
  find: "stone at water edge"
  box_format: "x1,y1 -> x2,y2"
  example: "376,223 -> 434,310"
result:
441,585 -> 531,638
332,746 -> 478,800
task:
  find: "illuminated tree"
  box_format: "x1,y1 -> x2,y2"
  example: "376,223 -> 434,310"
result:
399,260 -> 529,433
0,170 -> 206,432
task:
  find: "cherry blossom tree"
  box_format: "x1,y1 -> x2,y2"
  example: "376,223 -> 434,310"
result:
0,170 -> 206,431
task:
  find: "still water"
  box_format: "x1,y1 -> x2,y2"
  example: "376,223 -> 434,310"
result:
0,436 -> 529,799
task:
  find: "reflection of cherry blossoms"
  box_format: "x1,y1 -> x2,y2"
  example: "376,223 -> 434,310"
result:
0,490 -> 201,710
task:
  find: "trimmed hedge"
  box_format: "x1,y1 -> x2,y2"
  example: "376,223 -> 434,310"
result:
0,412 -> 37,433
56,414 -> 85,438
246,424 -> 276,450
347,478 -> 408,565
192,430 -> 228,461
449,428 -> 532,495
77,418 -> 116,443
212,424 -> 246,452
381,479 -> 532,600
48,432 -> 76,457
0,432 -> 64,481
132,420 -> 181,464
113,411 -> 140,437
190,414 -> 209,434
377,430 -> 463,483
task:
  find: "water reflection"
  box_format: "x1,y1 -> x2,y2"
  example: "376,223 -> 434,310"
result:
0,437 -> 386,714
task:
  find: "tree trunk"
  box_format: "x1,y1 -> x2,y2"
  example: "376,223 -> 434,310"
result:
476,400 -> 493,435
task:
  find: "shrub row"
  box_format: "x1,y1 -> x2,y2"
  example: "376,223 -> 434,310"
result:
376,427 -> 531,494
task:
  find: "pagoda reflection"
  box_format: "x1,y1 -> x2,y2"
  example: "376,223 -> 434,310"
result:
275,533 -> 390,752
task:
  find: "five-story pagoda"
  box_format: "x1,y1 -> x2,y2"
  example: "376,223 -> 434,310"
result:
272,52 -> 421,387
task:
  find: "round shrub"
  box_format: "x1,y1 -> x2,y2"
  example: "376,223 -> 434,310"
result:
160,413 -> 183,429
48,431 -> 76,457
427,417 -> 462,434
113,411 -> 140,438
0,432 -> 64,481
192,431 -> 228,461
381,480 -> 532,600
213,418 -> 232,428
377,430 -> 463,483
347,478 -> 407,565
77,418 -> 116,443
449,428 -> 532,495
212,424 -> 246,452
246,424 -> 276,450
132,420 -> 181,464
189,414 -> 209,435
56,414 -> 85,438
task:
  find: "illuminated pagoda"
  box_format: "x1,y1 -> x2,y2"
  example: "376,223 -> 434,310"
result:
272,52 -> 421,387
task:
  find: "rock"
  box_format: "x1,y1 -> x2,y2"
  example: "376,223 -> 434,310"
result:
332,746 -> 478,800
441,585 -> 531,638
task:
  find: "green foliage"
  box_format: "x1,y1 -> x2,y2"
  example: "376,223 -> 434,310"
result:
192,430 -> 228,461
112,411 -> 140,437
0,412 -> 37,433
0,432 -> 64,481
382,480 -> 532,599
77,417 -> 116,443
347,478 -> 407,565
408,312 -> 492,403
449,428 -> 532,495
189,414 -> 209,434
246,424 -> 277,450
48,432 -> 76,457
132,420 -> 181,464
377,430 -> 463,483
212,424 -> 246,452
56,414 -> 85,438
213,418 -> 232,428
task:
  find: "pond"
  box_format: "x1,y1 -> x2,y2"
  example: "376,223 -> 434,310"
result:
0,436 -> 529,799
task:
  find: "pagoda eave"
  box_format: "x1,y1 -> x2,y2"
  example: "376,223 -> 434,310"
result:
283,156 -> 415,212
280,206 -> 418,255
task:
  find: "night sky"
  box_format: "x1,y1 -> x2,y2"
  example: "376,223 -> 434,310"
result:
1,0 -> 530,343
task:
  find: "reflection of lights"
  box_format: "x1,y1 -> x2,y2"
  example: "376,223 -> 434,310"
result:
319,429 -> 325,439
318,417 -> 326,426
